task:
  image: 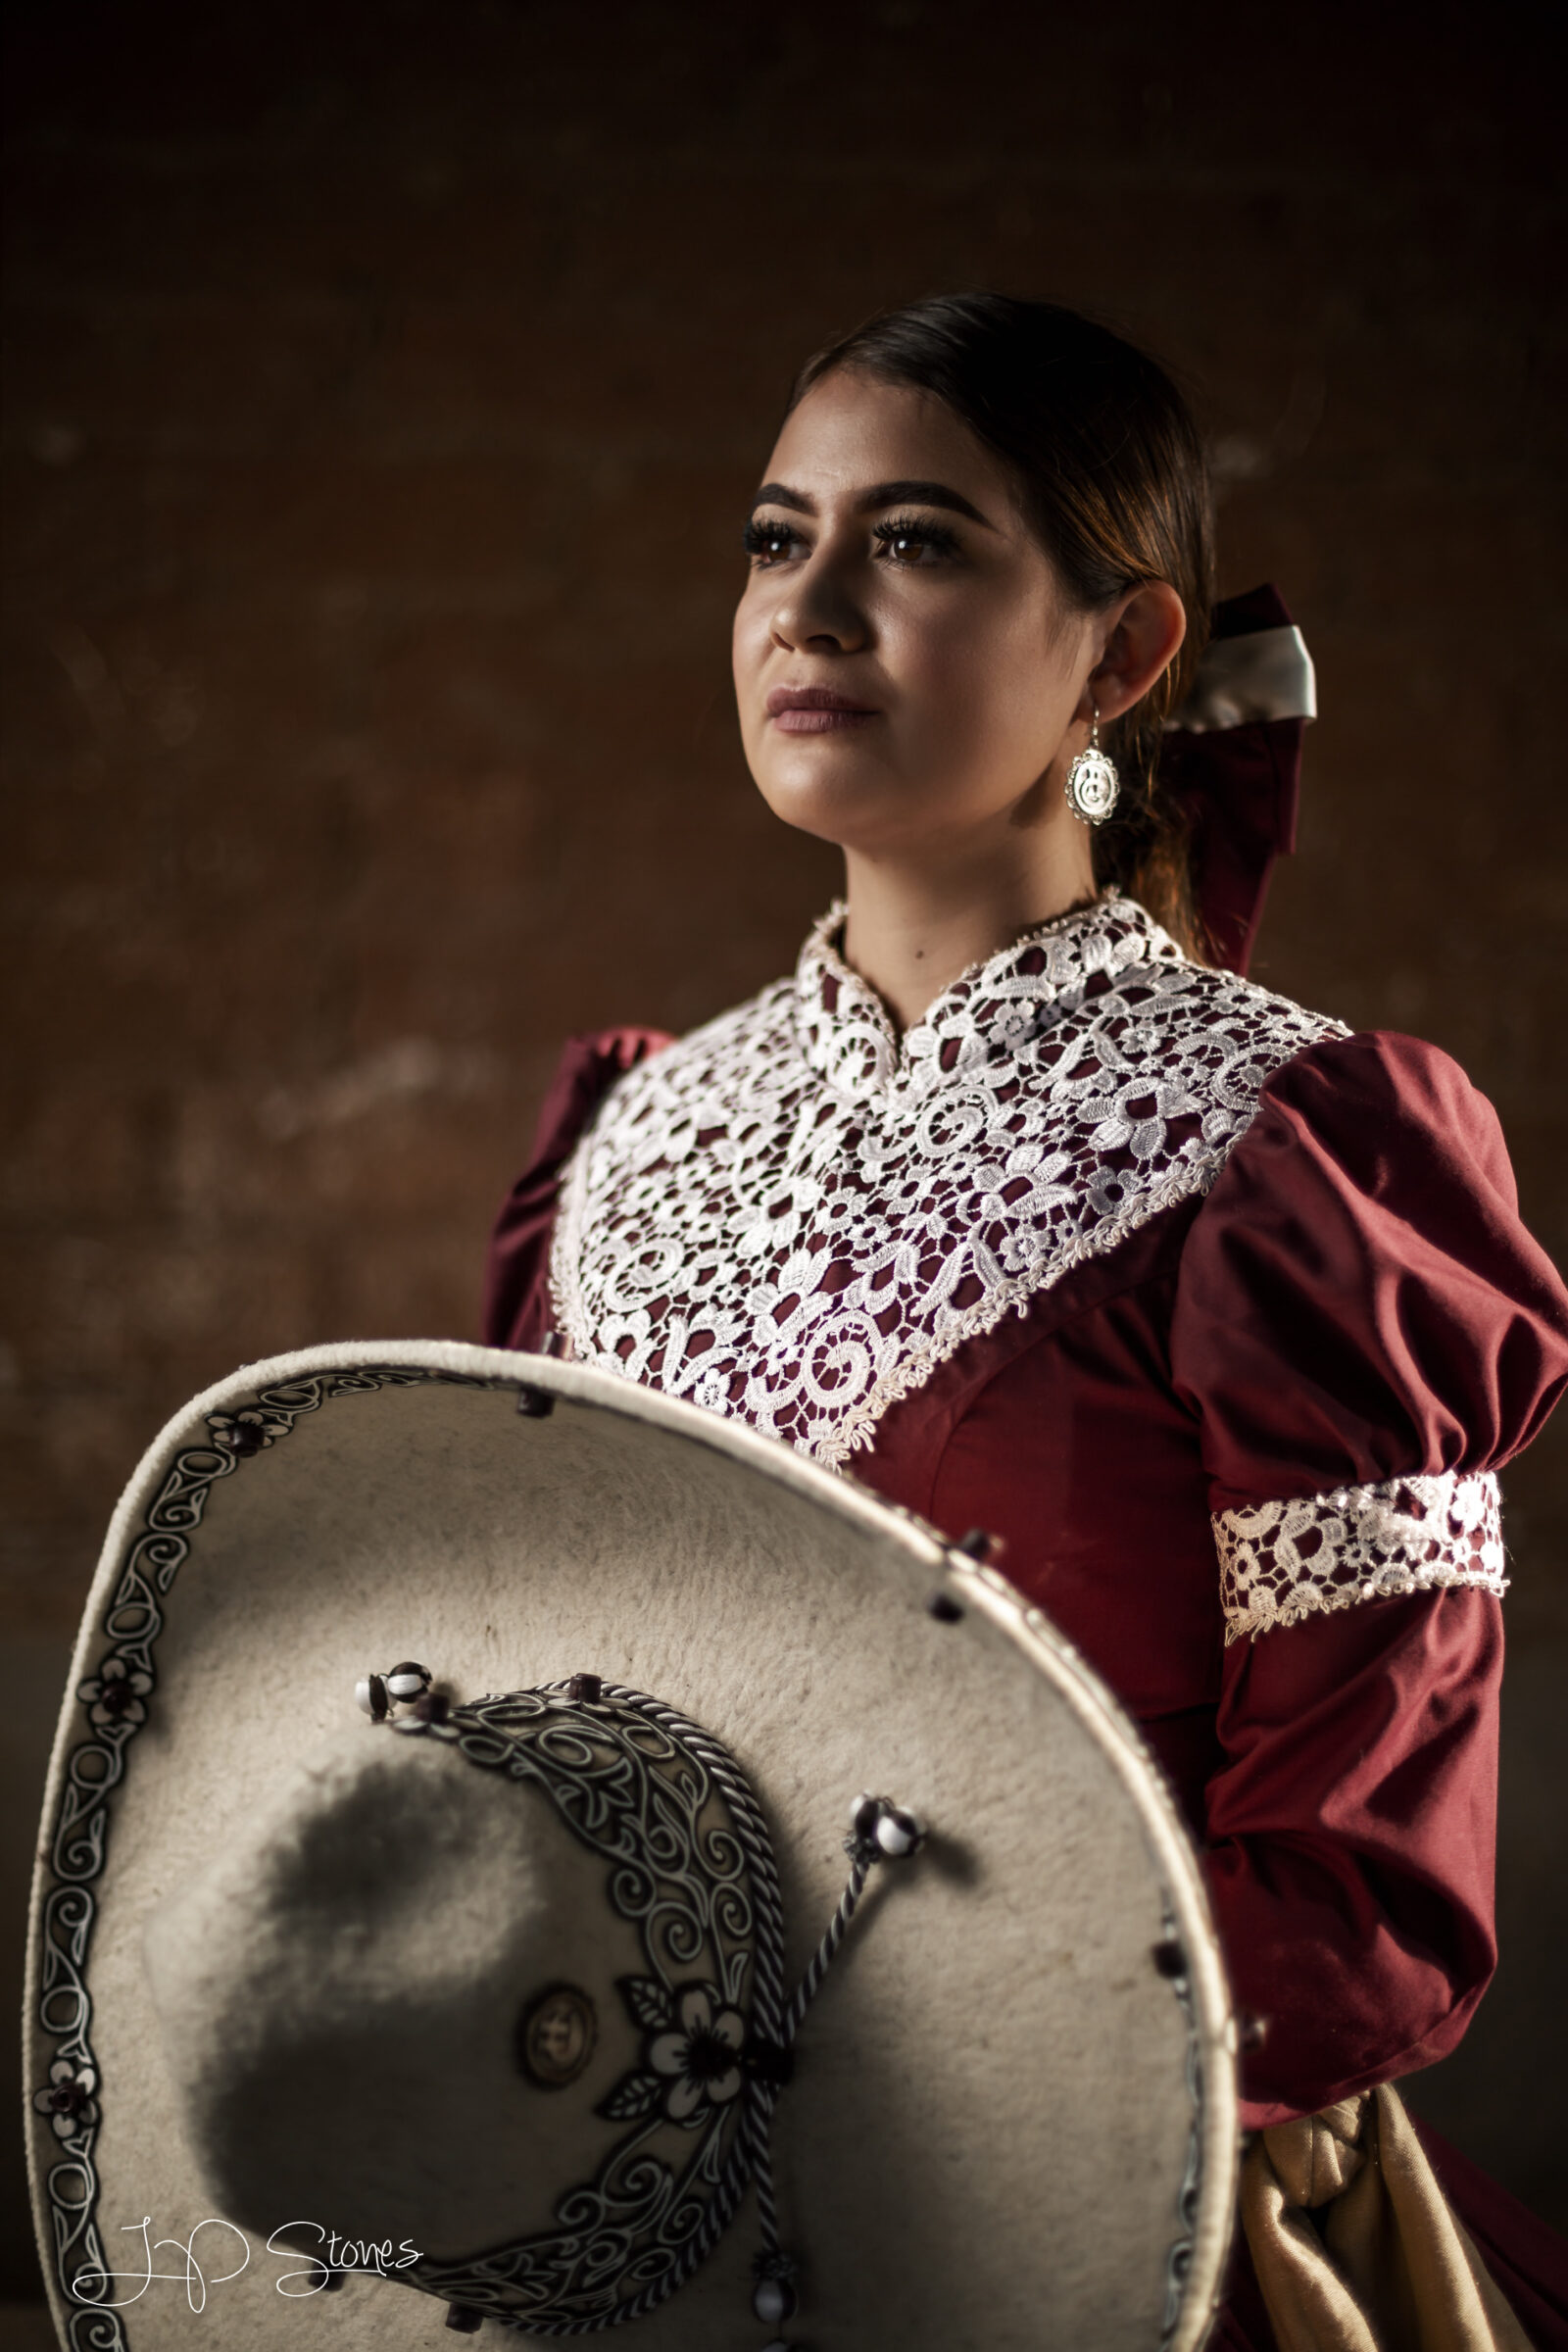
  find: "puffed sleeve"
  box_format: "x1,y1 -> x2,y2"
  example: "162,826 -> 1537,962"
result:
483,1027 -> 671,1353
1170,1030 -> 1568,2126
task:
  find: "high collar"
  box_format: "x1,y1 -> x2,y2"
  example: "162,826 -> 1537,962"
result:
792,894 -> 1184,1103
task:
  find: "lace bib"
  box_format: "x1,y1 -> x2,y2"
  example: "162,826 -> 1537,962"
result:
552,898 -> 1343,1468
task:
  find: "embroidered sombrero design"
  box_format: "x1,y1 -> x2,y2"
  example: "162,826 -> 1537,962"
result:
25,1340 -> 1237,2349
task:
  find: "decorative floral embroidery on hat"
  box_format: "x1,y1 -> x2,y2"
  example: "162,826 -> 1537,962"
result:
207,1406 -> 291,1456
33,2059 -> 97,2142
599,1977 -> 748,2128
650,1984 -> 747,2121
77,1654 -> 152,1729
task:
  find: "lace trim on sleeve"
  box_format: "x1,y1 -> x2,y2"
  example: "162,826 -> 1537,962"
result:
1214,1469 -> 1506,1643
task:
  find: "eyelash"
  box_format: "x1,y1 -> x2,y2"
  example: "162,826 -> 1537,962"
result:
741,517 -> 805,564
874,513 -> 960,564
741,513 -> 961,567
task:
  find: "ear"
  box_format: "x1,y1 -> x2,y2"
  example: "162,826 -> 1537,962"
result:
1082,581 -> 1187,723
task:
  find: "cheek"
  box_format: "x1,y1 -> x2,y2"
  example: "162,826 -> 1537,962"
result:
887,596 -> 1055,754
732,591 -> 769,683
731,599 -> 770,746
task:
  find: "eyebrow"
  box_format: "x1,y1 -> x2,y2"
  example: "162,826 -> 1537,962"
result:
751,478 -> 997,528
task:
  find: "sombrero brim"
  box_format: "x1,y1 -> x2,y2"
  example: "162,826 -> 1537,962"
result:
26,1340 -> 1236,2349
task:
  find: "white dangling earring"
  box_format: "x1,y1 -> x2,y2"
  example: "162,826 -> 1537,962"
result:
1063,702 -> 1120,825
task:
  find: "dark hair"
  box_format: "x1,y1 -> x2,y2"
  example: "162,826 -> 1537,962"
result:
788,294 -> 1215,956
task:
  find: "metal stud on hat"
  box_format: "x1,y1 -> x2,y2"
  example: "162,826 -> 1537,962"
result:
356,1662 -> 453,1729
353,1672 -> 389,1722
385,1660 -> 432,1703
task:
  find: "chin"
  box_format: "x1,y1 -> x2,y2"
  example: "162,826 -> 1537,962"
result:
753,766 -> 919,854
748,732 -> 917,838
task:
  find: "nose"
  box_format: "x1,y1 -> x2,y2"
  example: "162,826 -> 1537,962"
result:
767,548 -> 868,656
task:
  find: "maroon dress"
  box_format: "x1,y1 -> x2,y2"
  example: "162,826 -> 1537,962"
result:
483,897 -> 1568,2342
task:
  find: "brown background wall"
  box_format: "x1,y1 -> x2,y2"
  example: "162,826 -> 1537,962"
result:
3,0 -> 1564,2305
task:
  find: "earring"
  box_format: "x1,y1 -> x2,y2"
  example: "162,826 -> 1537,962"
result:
1063,703 -> 1119,825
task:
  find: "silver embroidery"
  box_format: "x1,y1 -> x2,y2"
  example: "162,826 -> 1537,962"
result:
553,898 -> 1343,1468
1214,1470 -> 1506,1643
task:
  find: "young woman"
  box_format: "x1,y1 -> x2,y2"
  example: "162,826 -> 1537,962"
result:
484,296 -> 1568,2345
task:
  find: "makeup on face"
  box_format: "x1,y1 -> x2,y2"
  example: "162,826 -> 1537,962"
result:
741,480 -> 983,579
731,372 -> 1096,884
764,684 -> 881,734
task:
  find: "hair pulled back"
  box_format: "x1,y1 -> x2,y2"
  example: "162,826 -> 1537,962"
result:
788,294 -> 1215,956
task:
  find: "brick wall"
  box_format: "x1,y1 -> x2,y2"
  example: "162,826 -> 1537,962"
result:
4,0 -> 1564,2289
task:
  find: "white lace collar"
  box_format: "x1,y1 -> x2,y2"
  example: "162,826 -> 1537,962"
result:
792,895 -> 1186,1104
553,898 -> 1340,1466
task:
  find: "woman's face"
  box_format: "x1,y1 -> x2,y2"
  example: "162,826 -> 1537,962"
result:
732,368 -> 1105,865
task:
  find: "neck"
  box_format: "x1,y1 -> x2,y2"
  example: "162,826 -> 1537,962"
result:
839,831 -> 1098,1032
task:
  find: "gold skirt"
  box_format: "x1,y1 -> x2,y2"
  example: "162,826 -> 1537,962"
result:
1240,2085 -> 1533,2351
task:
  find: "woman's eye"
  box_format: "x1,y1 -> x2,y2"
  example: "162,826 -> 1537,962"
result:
743,518 -> 805,566
873,515 -> 959,566
742,512 -> 958,567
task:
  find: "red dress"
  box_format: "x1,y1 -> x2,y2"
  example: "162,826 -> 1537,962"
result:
483,898 -> 1568,2340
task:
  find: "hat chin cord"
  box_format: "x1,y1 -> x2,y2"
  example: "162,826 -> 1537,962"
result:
746,1787 -> 928,2342
357,1664 -> 927,2345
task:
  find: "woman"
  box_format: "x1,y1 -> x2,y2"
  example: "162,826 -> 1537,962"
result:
484,296 -> 1568,2345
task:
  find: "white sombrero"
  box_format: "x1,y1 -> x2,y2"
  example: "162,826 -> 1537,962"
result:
25,1341 -> 1237,2349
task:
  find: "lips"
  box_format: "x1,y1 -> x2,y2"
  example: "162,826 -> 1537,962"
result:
765,684 -> 880,735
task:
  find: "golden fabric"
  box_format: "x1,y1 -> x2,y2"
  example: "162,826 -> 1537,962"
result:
1240,2084 -> 1532,2352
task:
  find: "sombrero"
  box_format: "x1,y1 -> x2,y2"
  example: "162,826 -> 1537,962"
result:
25,1340 -> 1237,2348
